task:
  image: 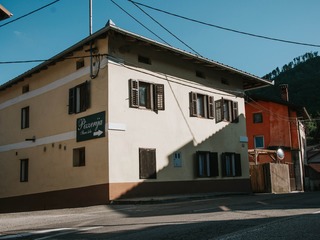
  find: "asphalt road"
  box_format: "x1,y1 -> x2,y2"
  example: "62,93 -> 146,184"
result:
0,192 -> 319,239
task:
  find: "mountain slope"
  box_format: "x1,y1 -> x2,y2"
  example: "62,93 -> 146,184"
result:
247,56 -> 320,116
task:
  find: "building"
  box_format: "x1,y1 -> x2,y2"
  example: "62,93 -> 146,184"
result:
305,145 -> 320,191
0,21 -> 272,212
245,85 -> 310,191
0,4 -> 12,21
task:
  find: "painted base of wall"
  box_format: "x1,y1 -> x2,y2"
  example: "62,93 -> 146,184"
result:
0,184 -> 109,213
110,179 -> 252,200
0,179 -> 251,213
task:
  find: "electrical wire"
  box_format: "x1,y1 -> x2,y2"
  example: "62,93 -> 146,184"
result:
0,54 -> 106,64
129,0 -> 320,48
0,0 -> 61,28
129,0 -> 201,56
110,0 -> 170,45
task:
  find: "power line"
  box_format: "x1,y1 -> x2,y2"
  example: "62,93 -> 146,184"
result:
0,54 -> 106,65
110,0 -> 170,45
129,0 -> 201,56
130,0 -> 320,48
0,0 -> 61,28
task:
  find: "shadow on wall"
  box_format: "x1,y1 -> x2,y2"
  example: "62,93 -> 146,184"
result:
112,114 -> 251,200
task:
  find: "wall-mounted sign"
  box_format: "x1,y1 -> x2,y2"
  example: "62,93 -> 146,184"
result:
76,111 -> 105,142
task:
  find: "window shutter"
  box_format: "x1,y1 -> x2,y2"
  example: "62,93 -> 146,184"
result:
221,153 -> 227,177
190,92 -> 197,117
232,101 -> 239,123
154,84 -> 165,111
195,151 -> 201,177
139,148 -> 157,179
235,153 -> 242,176
129,79 -> 139,108
209,152 -> 219,177
79,81 -> 90,112
215,99 -> 223,123
208,96 -> 214,119
68,88 -> 76,114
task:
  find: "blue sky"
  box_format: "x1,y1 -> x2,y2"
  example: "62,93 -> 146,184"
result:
0,0 -> 319,85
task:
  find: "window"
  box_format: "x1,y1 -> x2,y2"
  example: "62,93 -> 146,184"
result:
20,159 -> 29,182
221,153 -> 241,177
221,78 -> 229,85
68,81 -> 90,114
196,70 -> 205,79
190,92 -> 214,119
139,148 -> 156,179
215,98 -> 238,123
21,106 -> 29,129
22,85 -> 29,94
195,151 -> 218,177
73,147 -> 85,167
253,112 -> 263,123
138,55 -> 151,65
76,58 -> 85,69
129,79 -> 165,111
254,136 -> 264,148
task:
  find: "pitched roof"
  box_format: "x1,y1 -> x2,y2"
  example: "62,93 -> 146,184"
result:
0,21 -> 273,91
246,93 -> 310,120
0,4 -> 12,21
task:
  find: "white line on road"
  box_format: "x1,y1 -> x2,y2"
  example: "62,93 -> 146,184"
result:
0,226 -> 102,240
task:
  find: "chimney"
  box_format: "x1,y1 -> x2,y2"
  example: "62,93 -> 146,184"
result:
279,84 -> 289,101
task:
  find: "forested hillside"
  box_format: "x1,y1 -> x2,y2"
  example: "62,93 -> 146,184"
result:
246,52 -> 320,143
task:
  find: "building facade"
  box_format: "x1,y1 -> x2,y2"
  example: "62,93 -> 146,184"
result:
0,22 -> 271,212
245,86 -> 309,191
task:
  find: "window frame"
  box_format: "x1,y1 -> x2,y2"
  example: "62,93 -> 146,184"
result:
221,152 -> 242,177
68,81 -> 90,114
20,159 -> 29,182
215,98 -> 238,123
254,135 -> 265,148
190,92 -> 214,119
73,147 -> 86,167
21,106 -> 30,129
253,112 -> 263,123
139,148 -> 157,179
129,79 -> 165,112
195,151 -> 219,178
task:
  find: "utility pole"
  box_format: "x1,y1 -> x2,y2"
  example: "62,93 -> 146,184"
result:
89,0 -> 94,78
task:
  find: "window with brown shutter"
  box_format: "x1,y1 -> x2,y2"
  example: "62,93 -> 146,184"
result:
68,81 -> 90,114
195,151 -> 218,177
129,79 -> 165,112
221,152 -> 241,177
139,148 -> 157,179
73,147 -> 86,167
215,98 -> 239,123
189,92 -> 214,119
21,106 -> 30,129
20,159 -> 29,182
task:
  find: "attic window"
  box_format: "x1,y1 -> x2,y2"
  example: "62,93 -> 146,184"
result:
138,55 -> 151,65
76,58 -> 85,70
196,71 -> 205,79
221,78 -> 229,85
22,85 -> 29,94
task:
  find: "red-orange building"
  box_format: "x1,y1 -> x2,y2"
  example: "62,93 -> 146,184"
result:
245,85 -> 310,191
